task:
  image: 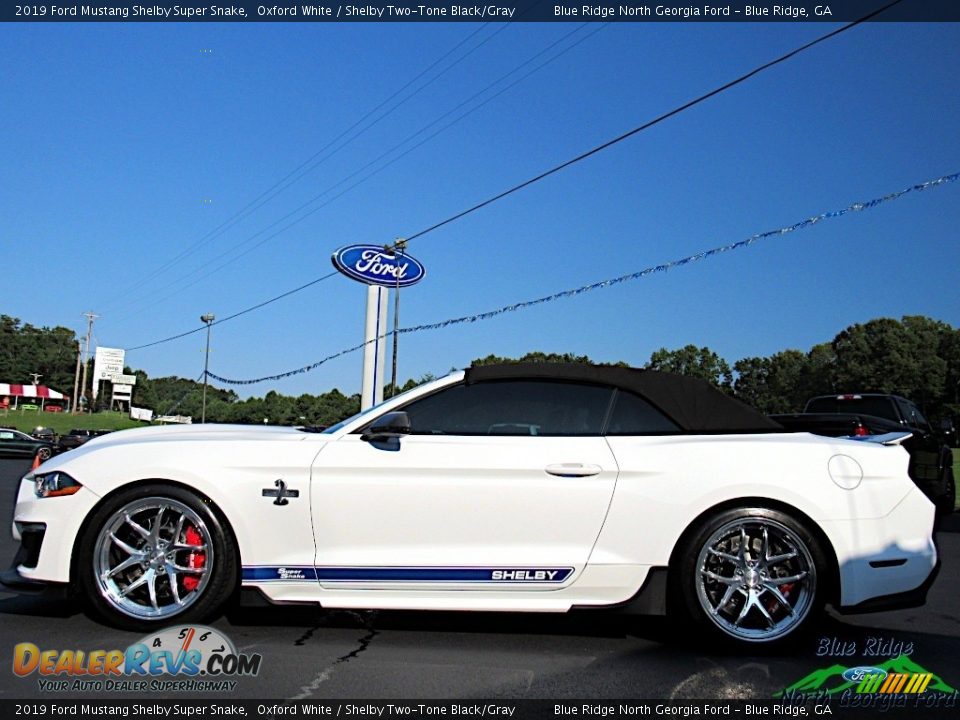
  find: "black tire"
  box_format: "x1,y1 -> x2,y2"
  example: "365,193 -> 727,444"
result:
36,446 -> 52,460
77,483 -> 238,631
674,507 -> 828,647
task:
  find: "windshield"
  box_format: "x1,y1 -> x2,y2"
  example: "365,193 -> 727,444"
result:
321,406 -> 378,435
320,379 -> 444,434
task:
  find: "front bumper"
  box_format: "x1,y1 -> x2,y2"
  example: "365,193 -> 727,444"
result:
0,519 -> 70,599
10,475 -> 102,584
0,566 -> 69,599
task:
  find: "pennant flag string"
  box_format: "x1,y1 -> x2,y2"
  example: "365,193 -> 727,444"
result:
207,171 -> 959,386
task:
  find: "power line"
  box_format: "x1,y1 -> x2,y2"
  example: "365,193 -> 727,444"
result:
105,24 -> 509,320
124,2 -> 900,344
206,169 -> 959,386
125,271 -> 338,352
125,1 -> 903,352
111,24 -> 603,326
156,371 -> 207,418
116,3 -> 553,310
403,0 -> 907,243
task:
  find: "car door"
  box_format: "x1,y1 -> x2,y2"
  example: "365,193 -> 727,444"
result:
310,379 -> 619,590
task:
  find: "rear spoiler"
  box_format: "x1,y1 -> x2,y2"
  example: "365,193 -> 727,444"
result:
847,431 -> 913,446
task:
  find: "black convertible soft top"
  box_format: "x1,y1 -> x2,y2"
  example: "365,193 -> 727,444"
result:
465,362 -> 782,433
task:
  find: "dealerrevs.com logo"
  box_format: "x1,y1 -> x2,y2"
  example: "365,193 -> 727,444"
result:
13,625 -> 262,692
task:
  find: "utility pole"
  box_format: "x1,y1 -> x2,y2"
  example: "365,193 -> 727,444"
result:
72,341 -> 82,413
79,312 -> 98,413
389,238 -> 406,398
201,314 -> 215,423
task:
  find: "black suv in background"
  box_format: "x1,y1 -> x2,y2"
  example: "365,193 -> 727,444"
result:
773,394 -> 955,515
57,428 -> 112,452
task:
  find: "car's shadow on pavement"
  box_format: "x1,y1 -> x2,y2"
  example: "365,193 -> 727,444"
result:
225,586 -> 958,659
226,604 -> 647,639
0,592 -> 82,620
223,604 -> 849,653
937,512 -> 960,533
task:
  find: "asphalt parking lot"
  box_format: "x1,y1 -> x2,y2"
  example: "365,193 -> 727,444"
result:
0,457 -> 957,702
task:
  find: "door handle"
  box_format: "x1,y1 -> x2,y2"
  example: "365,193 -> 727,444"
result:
545,463 -> 603,477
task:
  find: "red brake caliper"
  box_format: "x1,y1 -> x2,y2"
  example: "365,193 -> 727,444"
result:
183,526 -> 206,592
769,582 -> 795,614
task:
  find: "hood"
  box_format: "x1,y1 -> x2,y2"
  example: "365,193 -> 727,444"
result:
80,423 -> 311,450
31,422 -> 325,497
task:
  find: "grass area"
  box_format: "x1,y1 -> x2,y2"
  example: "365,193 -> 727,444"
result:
0,410 -> 145,435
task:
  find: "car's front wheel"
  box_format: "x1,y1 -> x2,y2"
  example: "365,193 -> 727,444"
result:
36,446 -> 52,460
77,484 -> 237,630
676,508 -> 826,646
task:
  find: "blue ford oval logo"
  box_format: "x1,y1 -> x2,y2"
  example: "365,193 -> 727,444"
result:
842,666 -> 887,683
332,245 -> 425,288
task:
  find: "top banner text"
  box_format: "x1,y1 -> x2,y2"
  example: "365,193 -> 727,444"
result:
5,0 -> 960,22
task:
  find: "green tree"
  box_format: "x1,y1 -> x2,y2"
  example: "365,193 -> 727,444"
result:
471,351 -> 597,367
799,342 -> 837,400
0,314 -> 78,392
734,350 -> 805,414
646,345 -> 733,391
384,373 -> 437,400
734,348 -> 840,414
938,326 -> 960,417
831,316 -> 947,406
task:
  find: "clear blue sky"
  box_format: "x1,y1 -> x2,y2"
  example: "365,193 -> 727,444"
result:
2,20 -> 959,398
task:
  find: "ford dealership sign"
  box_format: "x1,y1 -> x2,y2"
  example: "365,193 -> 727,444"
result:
332,245 -> 426,288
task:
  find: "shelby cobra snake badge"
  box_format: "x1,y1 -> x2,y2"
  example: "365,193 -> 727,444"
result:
262,479 -> 299,506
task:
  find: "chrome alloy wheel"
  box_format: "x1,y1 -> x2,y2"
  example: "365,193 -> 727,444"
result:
694,518 -> 816,643
93,497 -> 214,620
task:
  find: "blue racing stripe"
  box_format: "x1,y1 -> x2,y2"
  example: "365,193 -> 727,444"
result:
242,566 -> 573,583
242,566 -> 317,581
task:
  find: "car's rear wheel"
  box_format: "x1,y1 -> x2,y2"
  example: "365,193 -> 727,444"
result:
677,508 -> 826,646
78,484 -> 237,630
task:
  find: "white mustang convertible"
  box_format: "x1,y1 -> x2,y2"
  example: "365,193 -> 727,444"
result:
4,363 -> 939,645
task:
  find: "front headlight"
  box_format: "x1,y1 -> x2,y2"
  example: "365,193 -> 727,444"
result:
31,471 -> 83,498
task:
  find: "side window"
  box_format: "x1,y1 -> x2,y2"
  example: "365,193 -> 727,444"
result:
0,431 -> 13,440
895,399 -> 915,426
397,380 -> 614,436
906,402 -> 929,429
605,390 -> 680,435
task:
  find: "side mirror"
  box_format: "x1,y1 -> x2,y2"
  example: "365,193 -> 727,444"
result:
361,411 -> 412,442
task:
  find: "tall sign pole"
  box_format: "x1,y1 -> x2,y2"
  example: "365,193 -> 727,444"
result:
361,286 -> 388,409
332,245 -> 425,411
79,311 -> 98,413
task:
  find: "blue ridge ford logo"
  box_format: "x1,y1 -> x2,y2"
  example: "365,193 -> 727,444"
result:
332,244 -> 426,288
842,666 -> 889,683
